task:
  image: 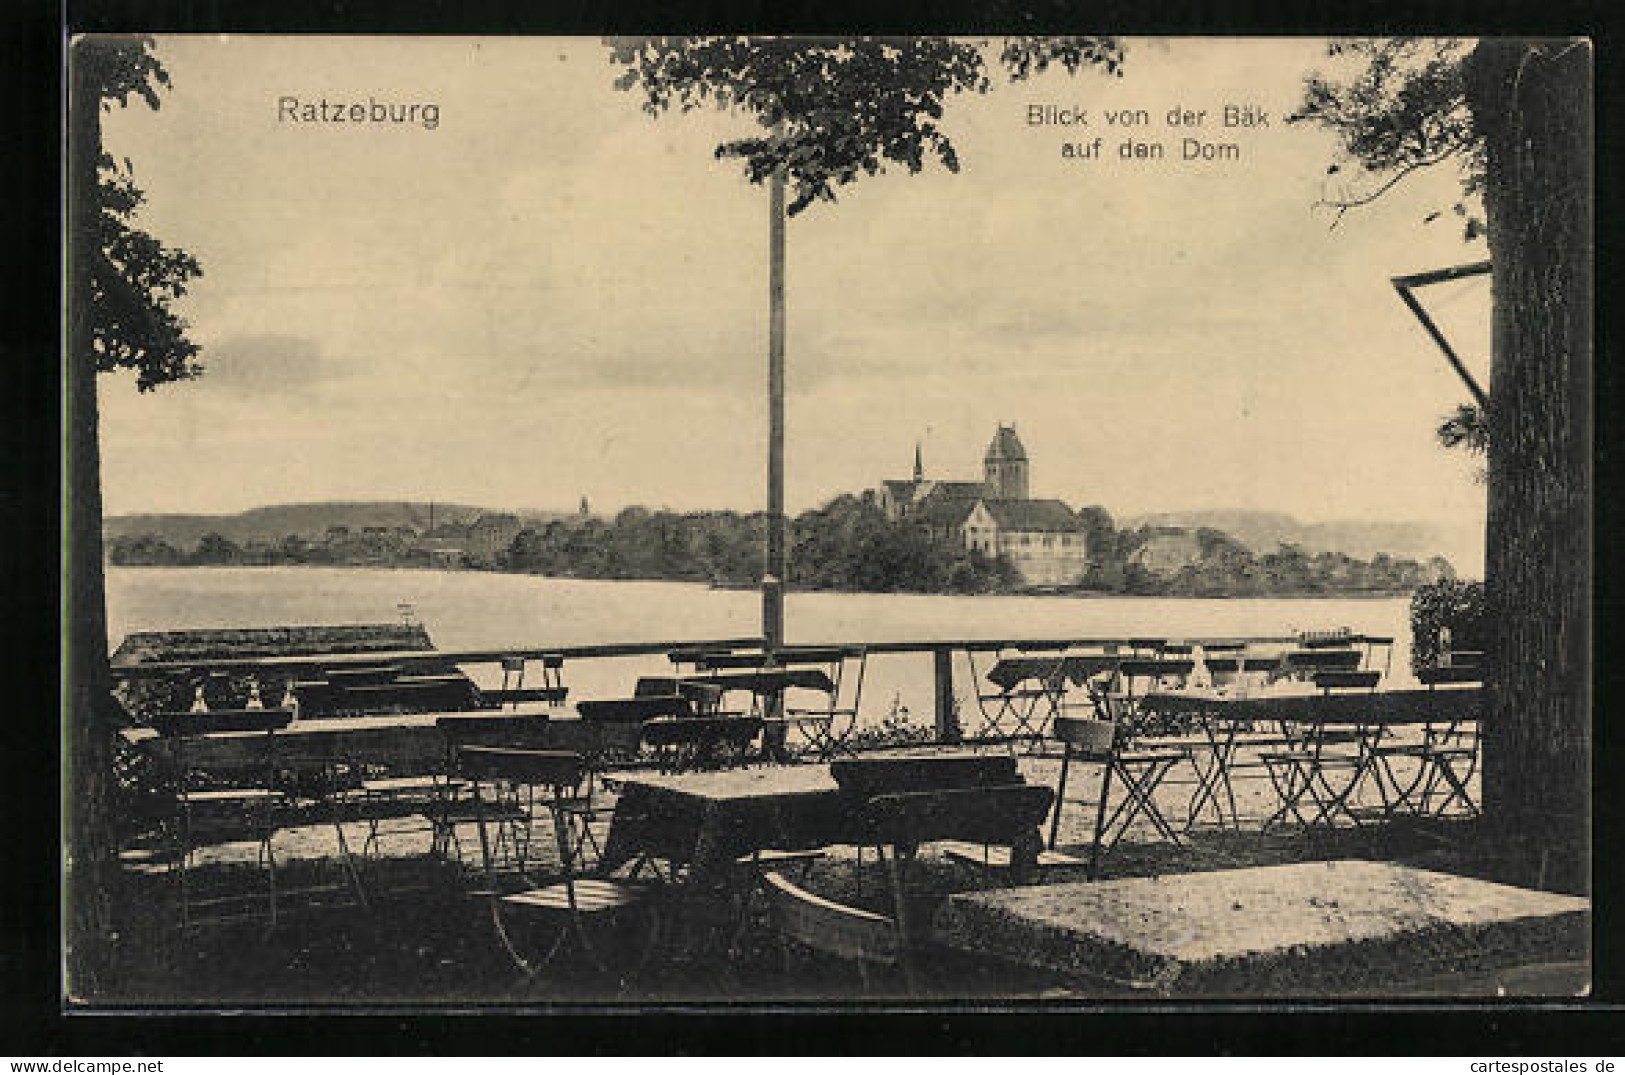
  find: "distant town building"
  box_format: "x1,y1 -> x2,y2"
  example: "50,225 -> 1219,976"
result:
877,424 -> 1089,587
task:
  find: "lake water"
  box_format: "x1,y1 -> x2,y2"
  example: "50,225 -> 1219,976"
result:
106,566 -> 1418,730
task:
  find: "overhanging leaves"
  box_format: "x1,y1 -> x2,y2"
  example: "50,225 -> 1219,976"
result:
607,36 -> 1122,216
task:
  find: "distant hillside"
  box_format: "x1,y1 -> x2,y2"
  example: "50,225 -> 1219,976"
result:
104,501 -> 574,549
1122,509 -> 1459,564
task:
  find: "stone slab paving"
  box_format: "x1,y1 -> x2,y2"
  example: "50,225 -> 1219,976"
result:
932,859 -> 1588,997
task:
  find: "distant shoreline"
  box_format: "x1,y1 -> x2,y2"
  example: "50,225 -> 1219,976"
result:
104,562 -> 1424,600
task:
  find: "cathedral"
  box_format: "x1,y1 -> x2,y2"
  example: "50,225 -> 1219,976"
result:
876,424 -> 1090,588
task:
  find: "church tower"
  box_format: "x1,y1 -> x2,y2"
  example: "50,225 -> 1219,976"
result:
983,423 -> 1029,501
913,441 -> 924,482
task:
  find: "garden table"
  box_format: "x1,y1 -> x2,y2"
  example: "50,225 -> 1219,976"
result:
1137,687 -> 1483,830
123,708 -> 636,778
932,859 -> 1587,997
682,668 -> 837,714
972,654 -> 1120,740
598,766 -> 853,886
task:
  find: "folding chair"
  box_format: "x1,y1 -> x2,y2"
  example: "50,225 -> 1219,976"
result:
1174,653 -> 1299,829
460,746 -> 662,982
1046,715 -> 1184,878
779,646 -> 868,759
965,648 -> 1067,743
149,708 -> 294,931
360,713 -> 552,873
1362,667 -> 1480,818
1415,665 -> 1484,817
1106,658 -> 1196,737
1259,670 -> 1382,834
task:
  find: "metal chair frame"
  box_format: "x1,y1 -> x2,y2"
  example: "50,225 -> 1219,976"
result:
779,647 -> 869,760
965,647 -> 1069,744
1047,715 -> 1183,879
460,746 -> 661,982
1259,671 -> 1383,835
152,708 -> 293,931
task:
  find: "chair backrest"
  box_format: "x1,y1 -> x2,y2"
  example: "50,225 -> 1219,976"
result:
760,870 -> 900,966
865,784 -> 1055,849
1279,649 -> 1363,675
829,754 -> 1018,801
779,647 -> 866,713
1115,658 -> 1195,680
577,695 -> 694,722
1053,715 -> 1116,756
696,652 -> 772,671
635,677 -> 725,713
1113,659 -> 1195,701
1314,670 -> 1381,692
456,745 -> 583,789
1203,656 -> 1280,674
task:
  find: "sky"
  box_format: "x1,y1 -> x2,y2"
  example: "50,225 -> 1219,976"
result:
95,36 -> 1492,569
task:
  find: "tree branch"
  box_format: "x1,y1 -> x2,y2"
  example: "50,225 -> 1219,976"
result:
1314,147 -> 1462,226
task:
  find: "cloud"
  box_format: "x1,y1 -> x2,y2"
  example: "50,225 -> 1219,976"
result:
191,332 -> 337,397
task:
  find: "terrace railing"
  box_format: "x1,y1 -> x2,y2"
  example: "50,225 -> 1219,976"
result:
110,632 -> 1393,748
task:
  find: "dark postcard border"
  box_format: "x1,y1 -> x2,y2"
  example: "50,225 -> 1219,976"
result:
14,0 -> 1623,1056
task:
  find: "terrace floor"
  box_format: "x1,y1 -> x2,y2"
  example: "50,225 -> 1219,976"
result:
96,745 -> 1586,1006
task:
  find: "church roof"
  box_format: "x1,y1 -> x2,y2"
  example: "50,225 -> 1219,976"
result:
980,498 -> 1079,533
916,498 -> 980,530
913,483 -> 987,528
985,424 -> 1028,463
924,480 -> 988,500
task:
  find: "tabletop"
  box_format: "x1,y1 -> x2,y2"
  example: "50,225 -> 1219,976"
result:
685,669 -> 837,694
123,706 -> 630,774
121,706 -> 555,743
1137,686 -> 1483,725
984,654 -> 1120,692
613,765 -> 838,801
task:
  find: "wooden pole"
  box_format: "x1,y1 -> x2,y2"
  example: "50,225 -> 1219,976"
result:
763,141 -> 787,653
933,647 -> 958,743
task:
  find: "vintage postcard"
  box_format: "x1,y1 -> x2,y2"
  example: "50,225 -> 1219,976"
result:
64,34 -> 1592,1008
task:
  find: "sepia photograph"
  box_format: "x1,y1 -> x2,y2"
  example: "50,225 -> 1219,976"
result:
62,32 -> 1593,1008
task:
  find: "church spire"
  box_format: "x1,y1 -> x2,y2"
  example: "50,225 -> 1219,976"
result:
913,441 -> 924,482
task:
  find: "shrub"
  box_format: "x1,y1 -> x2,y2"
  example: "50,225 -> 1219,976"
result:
1410,577 -> 1489,672
848,695 -> 936,750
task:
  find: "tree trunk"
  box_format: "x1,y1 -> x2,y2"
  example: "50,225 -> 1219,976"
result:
1464,39 -> 1593,892
65,54 -> 115,999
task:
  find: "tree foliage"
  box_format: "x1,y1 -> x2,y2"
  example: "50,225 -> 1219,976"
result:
1290,38 -> 1483,236
1436,402 -> 1489,456
77,36 -> 205,390
1291,39 -> 1496,458
606,36 -> 1122,215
